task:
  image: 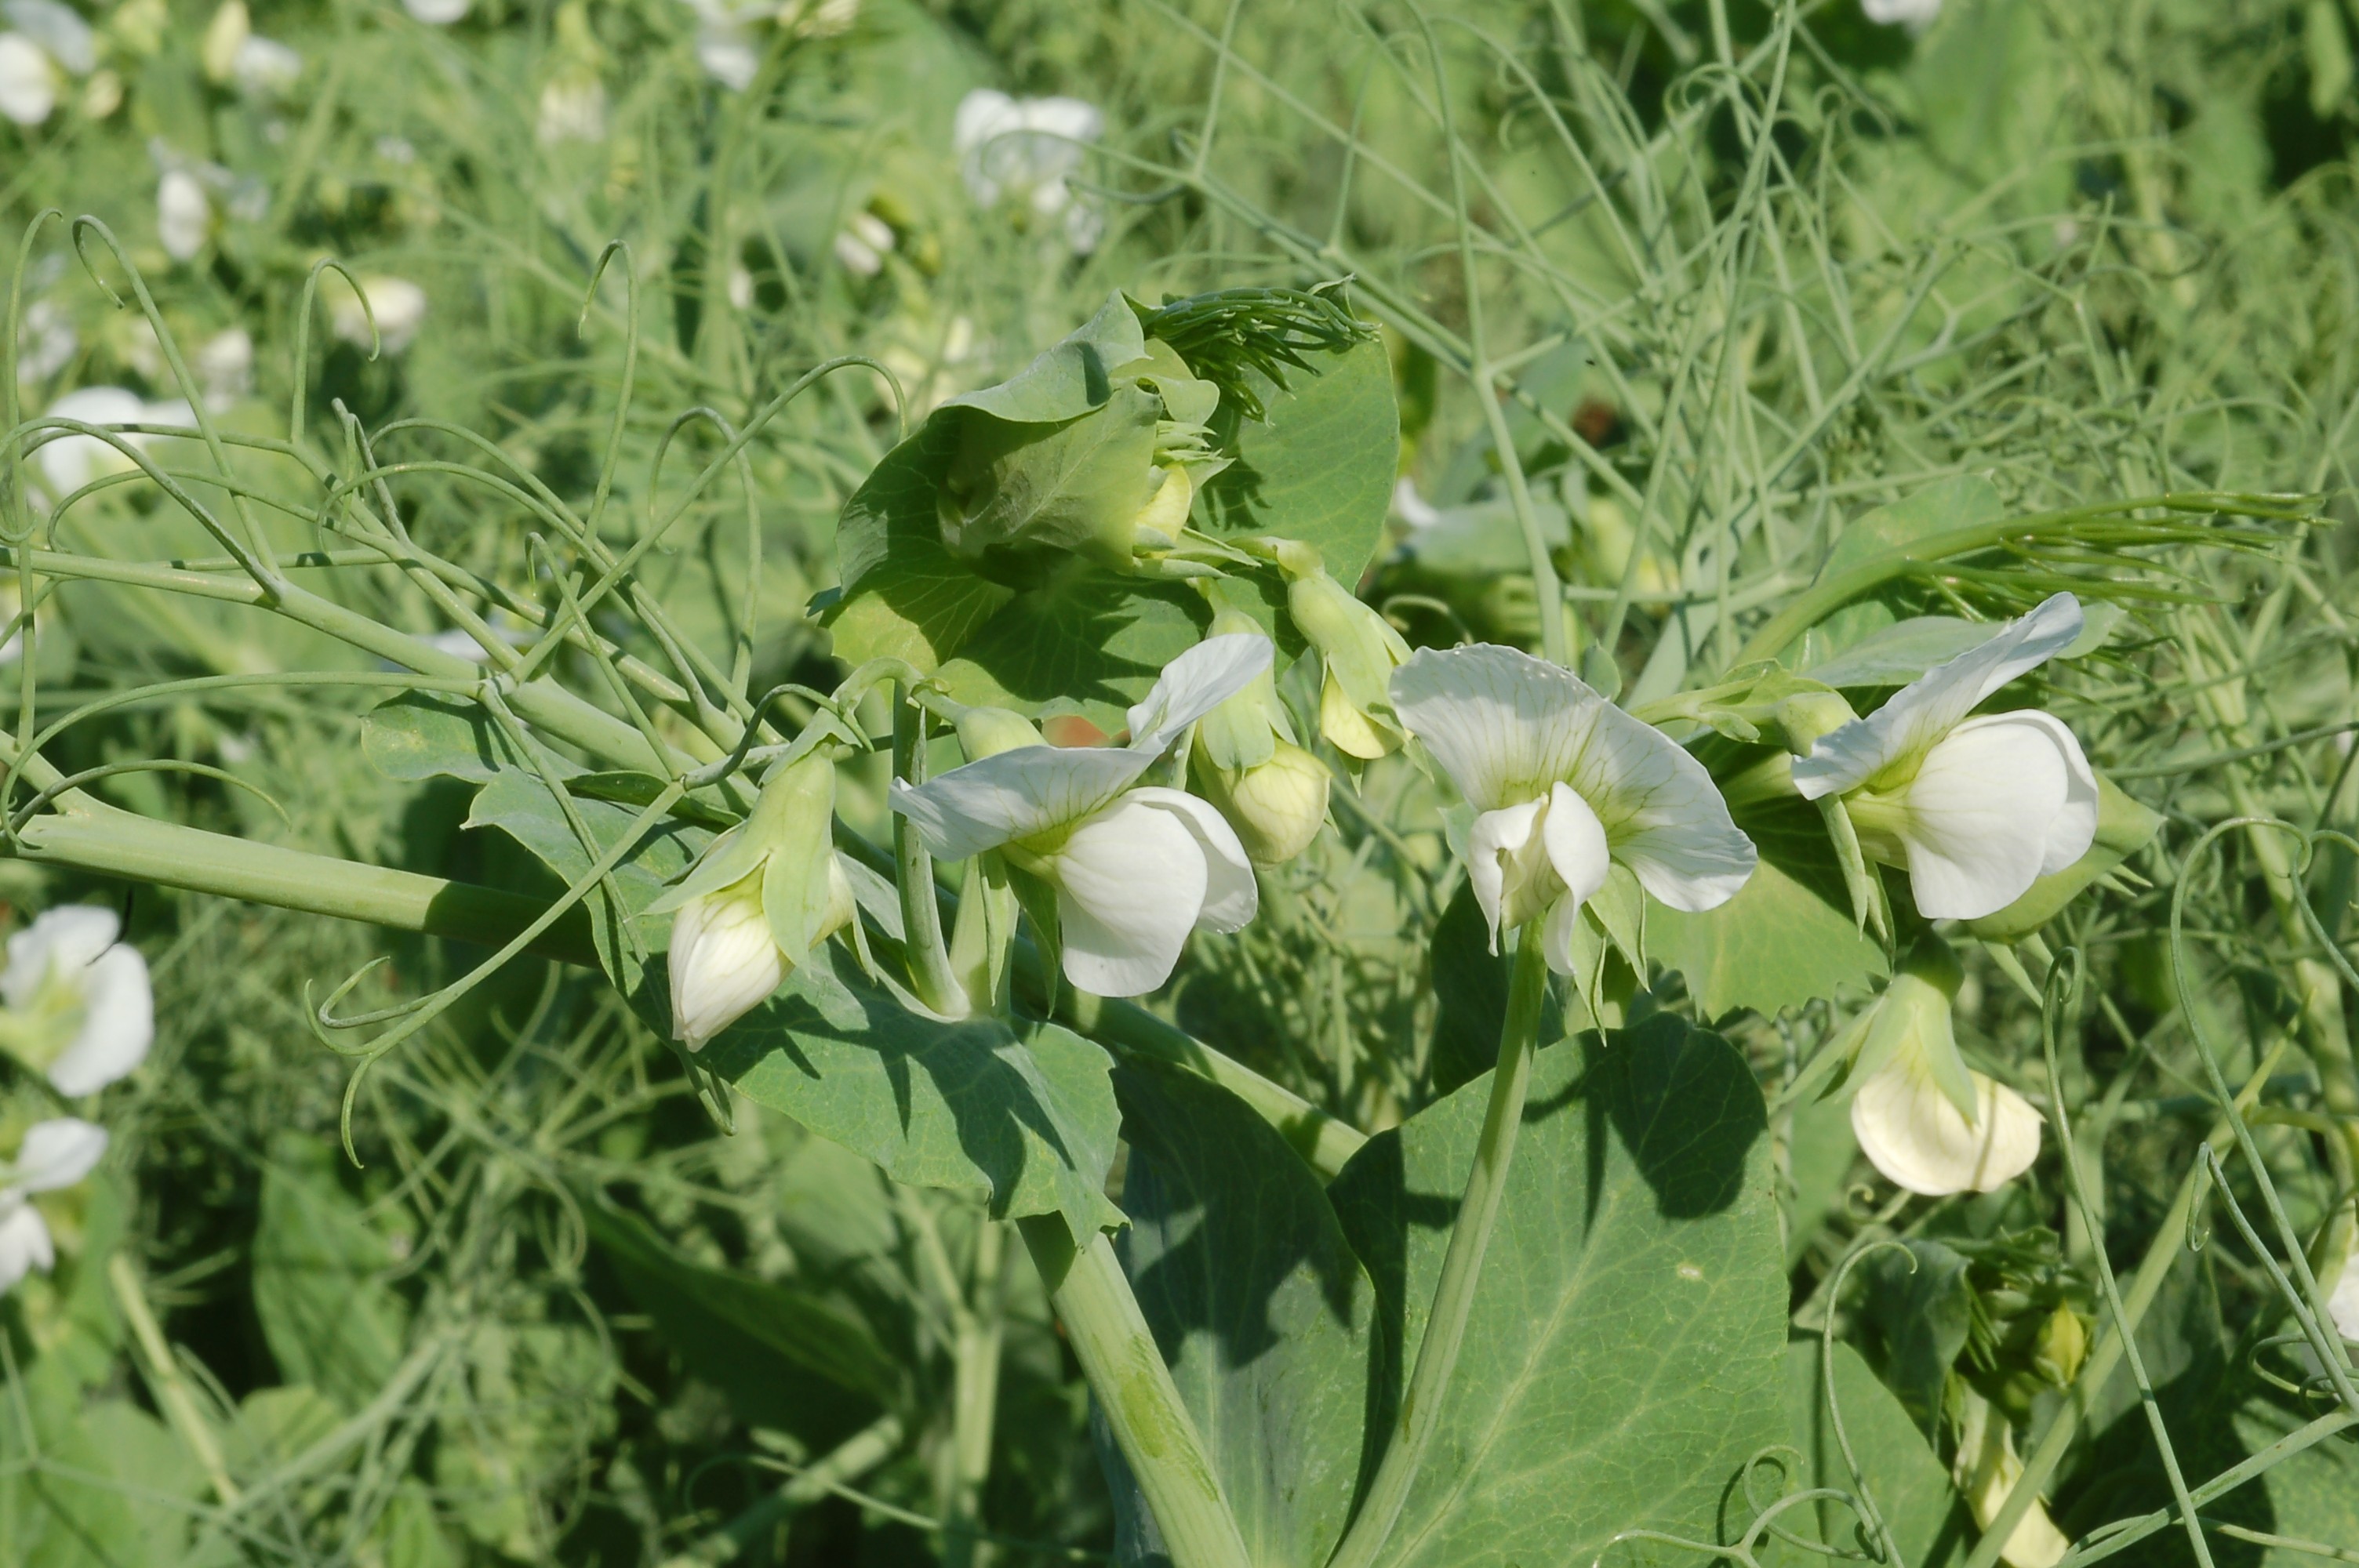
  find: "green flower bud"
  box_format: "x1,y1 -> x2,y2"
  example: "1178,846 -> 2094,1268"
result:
1772,689 -> 1859,757
954,704 -> 1046,761
1194,738 -> 1330,864
1278,550 -> 1409,760
2031,1303 -> 2089,1389
652,753 -> 855,1051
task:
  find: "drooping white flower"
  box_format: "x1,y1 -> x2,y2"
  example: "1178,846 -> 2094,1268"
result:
892,635 -> 1269,997
34,386 -> 197,497
832,210 -> 894,277
0,1116 -> 107,1294
2,906 -> 154,1095
653,753 -> 856,1049
953,89 -> 1104,253
0,31 -> 57,125
158,169 -> 213,261
1390,643 -> 1756,972
331,276 -> 429,354
1836,937 -> 2041,1196
1954,1391 -> 2070,1568
1794,594 -> 2095,921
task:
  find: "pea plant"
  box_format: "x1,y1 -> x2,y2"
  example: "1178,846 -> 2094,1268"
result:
2,1 -> 2358,1565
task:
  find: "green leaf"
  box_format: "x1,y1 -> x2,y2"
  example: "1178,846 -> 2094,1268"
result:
2237,1397 -> 2359,1562
1428,881 -> 1507,1097
1801,615 -> 1994,688
702,944 -> 1124,1241
933,564 -> 1209,733
581,1195 -> 903,1443
826,423 -> 1016,670
1327,1017 -> 1790,1566
251,1132 -> 413,1412
940,387 -> 1162,564
1858,1239 -> 1975,1439
1795,477 -> 2006,663
362,691 -> 511,783
1198,337 -> 1400,586
1652,793 -> 1888,1018
0,1357 -> 208,1568
1763,1340 -> 1972,1568
1111,1061 -> 1373,1568
941,290 -> 1148,424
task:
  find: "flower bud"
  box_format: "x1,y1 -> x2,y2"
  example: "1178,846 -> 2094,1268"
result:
1281,555 -> 1408,760
954,704 -> 1045,761
1194,739 -> 1329,864
1772,689 -> 1858,757
2031,1303 -> 2089,1388
654,753 -> 856,1050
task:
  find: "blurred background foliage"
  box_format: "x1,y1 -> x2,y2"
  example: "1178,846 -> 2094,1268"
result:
2,0 -> 2357,1563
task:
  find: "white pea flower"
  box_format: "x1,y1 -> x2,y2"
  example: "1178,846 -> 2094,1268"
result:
1390,643 -> 1756,972
953,88 -> 1104,253
536,74 -> 607,145
158,169 -> 213,261
832,210 -> 894,277
0,31 -> 56,125
231,34 -> 302,95
652,753 -> 856,1050
331,276 -> 429,354
0,906 -> 154,1095
0,1117 -> 107,1294
1834,937 -> 2040,1196
402,0 -> 470,24
891,634 -> 1269,997
1954,1392 -> 2070,1568
1863,0 -> 1942,31
682,0 -> 765,90
35,385 -> 197,497
2321,1254 -> 2359,1344
1794,594 -> 2095,921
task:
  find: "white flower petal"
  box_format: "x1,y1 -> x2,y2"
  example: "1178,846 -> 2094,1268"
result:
1794,593 -> 2084,798
0,32 -> 55,127
35,387 -> 147,495
1899,715 -> 2074,919
1127,787 -> 1257,932
12,1116 -> 107,1192
1465,797 -> 1548,950
1571,702 -> 1756,913
1541,891 -> 1589,977
1125,634 -> 1273,755
1852,1059 -> 2041,1196
2329,1258 -> 2359,1342
892,745 -> 1152,861
0,1202 -> 53,1294
402,0 -> 471,22
667,884 -> 786,1050
5,1 -> 93,72
4,904 -> 118,1008
46,942 -> 151,1095
1046,796 -> 1208,996
158,169 -> 212,261
1391,643 -> 1608,811
1542,781 -> 1610,909
1986,710 -> 2100,874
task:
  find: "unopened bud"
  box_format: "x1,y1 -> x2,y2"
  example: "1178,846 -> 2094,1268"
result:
1285,565 -> 1408,760
1773,689 -> 1858,757
2031,1304 -> 2089,1388
1195,739 -> 1329,864
954,704 -> 1045,760
201,0 -> 249,83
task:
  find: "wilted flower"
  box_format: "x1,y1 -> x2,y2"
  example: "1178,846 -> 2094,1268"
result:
158,168 -> 212,261
0,1117 -> 107,1294
35,385 -> 197,496
0,906 -> 154,1095
953,88 -> 1104,252
1953,1392 -> 2070,1568
332,276 -> 429,354
1391,643 -> 1755,971
1833,937 -> 2040,1196
1794,594 -> 2095,921
652,753 -> 856,1050
1188,612 -> 1329,865
892,635 -> 1267,997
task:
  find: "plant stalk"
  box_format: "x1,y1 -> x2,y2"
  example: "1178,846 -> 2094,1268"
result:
1016,1216 -> 1251,1568
1327,923 -> 1549,1568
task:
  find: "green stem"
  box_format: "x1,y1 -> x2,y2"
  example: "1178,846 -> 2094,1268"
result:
1327,923 -> 1550,1568
659,1414 -> 906,1568
944,1219 -> 1009,1568
1016,1217 -> 1251,1568
894,690 -> 968,1018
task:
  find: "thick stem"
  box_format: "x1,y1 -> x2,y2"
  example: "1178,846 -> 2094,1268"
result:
1016,1217 -> 1250,1568
1326,924 -> 1550,1568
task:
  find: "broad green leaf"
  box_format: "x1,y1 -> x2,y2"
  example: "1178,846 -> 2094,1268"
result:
2237,1397 -> 2359,1562
1198,337 -> 1400,585
1763,1340 -> 1972,1568
703,943 -> 1124,1241
1859,1239 -> 1974,1439
1112,1061 -> 1373,1568
226,1384 -> 344,1476
581,1196 -> 901,1443
1327,1017 -> 1790,1566
826,423 -> 1016,670
362,691 -> 510,783
1801,615 -> 1994,688
942,290 -> 1148,424
1652,793 -> 1888,1018
940,387 -> 1161,564
252,1131 -> 412,1412
934,564 -> 1209,732
0,1356 -> 209,1568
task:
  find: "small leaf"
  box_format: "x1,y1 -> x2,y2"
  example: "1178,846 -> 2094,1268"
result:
1197,337 -> 1400,586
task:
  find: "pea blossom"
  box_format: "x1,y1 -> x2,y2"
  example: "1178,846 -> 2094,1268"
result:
1390,643 -> 1755,971
891,635 -> 1267,997
1835,938 -> 2041,1196
1794,593 -> 2095,921
0,1117 -> 107,1294
0,906 -> 154,1096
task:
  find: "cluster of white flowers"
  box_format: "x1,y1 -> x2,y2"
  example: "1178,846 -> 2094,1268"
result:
952,89 -> 1104,254
0,906 -> 153,1294
0,0 -> 95,129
